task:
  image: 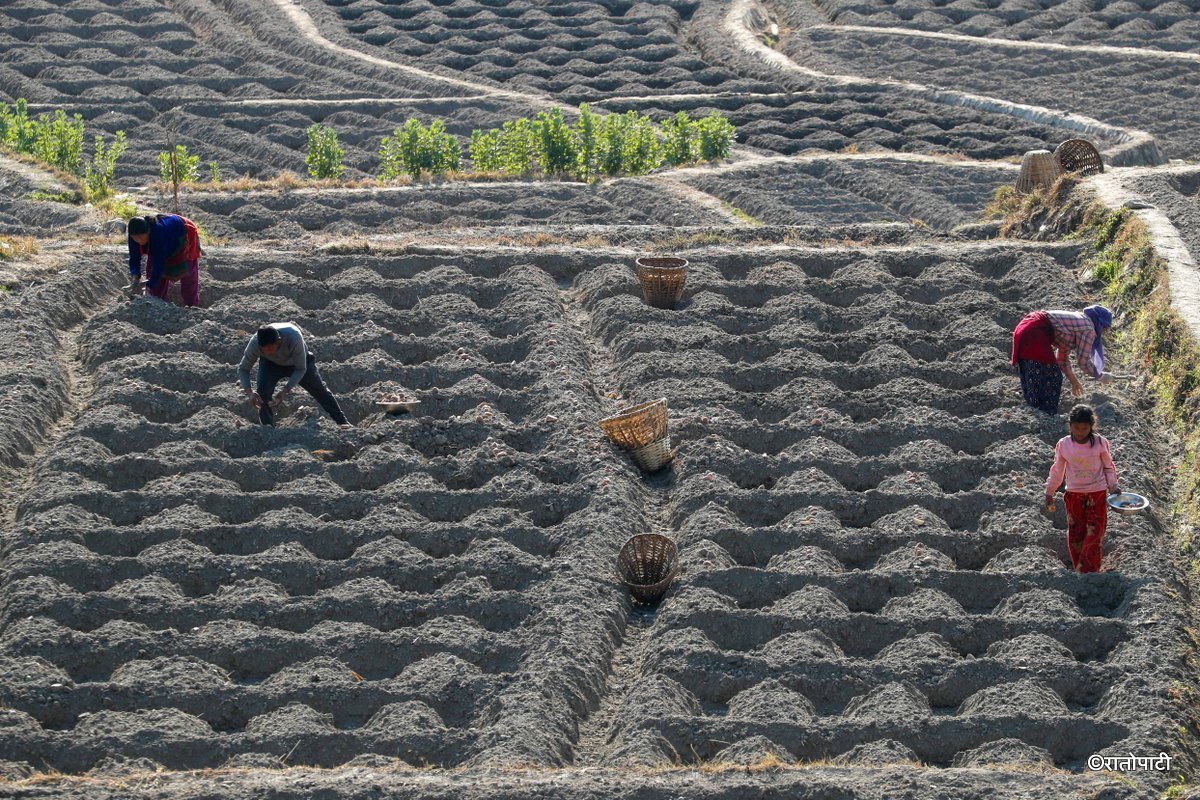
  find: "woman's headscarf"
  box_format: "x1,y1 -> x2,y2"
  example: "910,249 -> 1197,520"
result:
1083,304 -> 1113,376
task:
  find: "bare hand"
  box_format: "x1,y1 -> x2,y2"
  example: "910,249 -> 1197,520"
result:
1045,495 -> 1056,513
1070,380 -> 1084,398
244,389 -> 262,410
270,388 -> 292,409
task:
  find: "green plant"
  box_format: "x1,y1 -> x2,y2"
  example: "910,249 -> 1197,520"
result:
618,113 -> 663,175
29,189 -> 83,204
31,110 -> 85,174
469,128 -> 504,173
305,124 -> 344,180
158,144 -> 199,185
597,112 -> 631,176
573,103 -> 602,181
695,113 -> 735,162
498,118 -> 538,176
1162,776 -> 1190,799
379,120 -> 422,180
723,202 -> 761,226
379,119 -> 461,180
94,195 -> 139,220
84,131 -> 127,200
426,121 -> 462,176
0,99 -> 36,152
661,111 -> 695,167
208,161 -> 221,184
463,106 -> 736,179
468,119 -> 539,176
533,107 -> 576,176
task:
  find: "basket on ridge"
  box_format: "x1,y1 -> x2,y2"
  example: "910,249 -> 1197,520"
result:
1055,139 -> 1104,176
635,256 -> 688,309
1015,150 -> 1063,195
630,436 -> 674,473
599,398 -> 668,452
617,533 -> 679,604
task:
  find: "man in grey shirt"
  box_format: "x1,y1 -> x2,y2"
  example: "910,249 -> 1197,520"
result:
238,323 -> 351,428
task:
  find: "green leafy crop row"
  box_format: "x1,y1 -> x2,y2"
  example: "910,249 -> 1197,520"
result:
467,106 -> 734,180
305,105 -> 736,182
2,99 -> 735,194
0,99 -> 127,201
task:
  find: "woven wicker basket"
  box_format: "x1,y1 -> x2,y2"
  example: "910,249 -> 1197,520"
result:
630,435 -> 674,473
599,398 -> 668,451
635,256 -> 688,309
618,533 -> 679,604
1055,139 -> 1104,176
1015,150 -> 1063,195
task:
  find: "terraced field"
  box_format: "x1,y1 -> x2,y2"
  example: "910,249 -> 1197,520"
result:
0,242 -> 1187,797
606,91 -> 1114,161
572,244 -> 1175,771
1,251 -> 635,772
154,178 -> 729,240
776,6 -> 1200,159
679,157 -> 1017,229
803,0 -> 1200,50
317,0 -> 777,102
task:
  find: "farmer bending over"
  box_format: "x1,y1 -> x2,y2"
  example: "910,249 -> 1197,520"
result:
1010,304 -> 1114,414
238,323 -> 351,429
128,213 -> 202,307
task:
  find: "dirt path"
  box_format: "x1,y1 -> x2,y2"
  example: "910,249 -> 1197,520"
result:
555,276 -> 682,767
0,258 -> 115,524
647,178 -> 755,226
805,23 -> 1200,64
553,267 -> 738,768
174,95 -> 491,109
3,321 -> 93,515
0,152 -> 77,194
1088,168 -> 1200,344
667,149 -> 1022,178
572,605 -> 656,765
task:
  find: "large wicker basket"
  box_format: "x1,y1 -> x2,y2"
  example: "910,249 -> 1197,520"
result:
599,398 -> 668,451
1015,150 -> 1063,195
618,533 -> 679,604
1055,139 -> 1104,176
630,436 -> 674,473
635,256 -> 688,309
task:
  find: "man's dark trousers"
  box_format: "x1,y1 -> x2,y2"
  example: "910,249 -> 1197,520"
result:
257,353 -> 348,426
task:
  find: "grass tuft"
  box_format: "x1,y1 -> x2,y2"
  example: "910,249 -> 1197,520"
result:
28,189 -> 83,204
514,231 -> 567,248
651,231 -> 728,250
722,202 -> 762,226
93,195 -> 140,220
0,235 -> 38,261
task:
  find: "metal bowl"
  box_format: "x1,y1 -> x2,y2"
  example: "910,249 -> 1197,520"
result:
1107,492 -> 1149,516
376,398 -> 419,414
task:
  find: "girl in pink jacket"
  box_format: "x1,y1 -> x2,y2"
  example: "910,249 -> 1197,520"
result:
1044,405 -> 1121,573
